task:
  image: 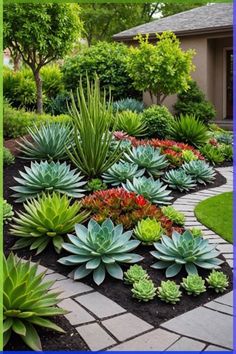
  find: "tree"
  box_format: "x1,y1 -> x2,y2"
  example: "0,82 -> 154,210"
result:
160,2 -> 208,17
126,32 -> 195,105
3,3 -> 83,114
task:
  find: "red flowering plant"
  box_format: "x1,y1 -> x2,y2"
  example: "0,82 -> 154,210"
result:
81,188 -> 182,235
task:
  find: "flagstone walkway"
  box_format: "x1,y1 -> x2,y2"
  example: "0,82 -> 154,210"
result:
40,166 -> 233,351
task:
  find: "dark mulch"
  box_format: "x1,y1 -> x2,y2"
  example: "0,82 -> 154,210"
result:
4,157 -> 233,330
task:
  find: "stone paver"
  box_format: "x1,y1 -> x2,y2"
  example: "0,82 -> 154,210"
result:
166,337 -> 206,351
102,313 -> 153,341
216,244 -> 234,253
75,292 -> 126,318
214,291 -> 233,307
76,323 -> 116,350
43,272 -> 66,282
58,298 -> 95,325
50,278 -> 93,298
204,300 -> 233,316
205,345 -> 231,351
108,328 -> 180,351
161,306 -> 233,349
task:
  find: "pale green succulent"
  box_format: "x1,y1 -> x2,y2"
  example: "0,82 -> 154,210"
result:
151,230 -> 223,277
116,110 -> 147,137
124,264 -> 149,284
157,280 -> 182,304
132,279 -> 157,302
86,178 -> 107,192
113,98 -> 144,113
58,218 -> 143,285
102,162 -> 144,186
163,169 -> 196,192
134,218 -> 163,245
206,270 -> 229,293
182,150 -> 198,162
182,160 -> 215,185
161,206 -> 185,226
122,176 -> 172,205
124,145 -> 169,177
3,199 -> 14,224
181,274 -> 206,296
190,227 -> 203,238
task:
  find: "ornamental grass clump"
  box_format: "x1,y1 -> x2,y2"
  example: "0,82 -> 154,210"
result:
11,161 -> 86,202
124,264 -> 149,284
10,192 -> 89,254
134,218 -> 163,245
161,206 -> 185,226
3,253 -> 67,351
182,160 -> 215,184
181,274 -> 206,296
102,162 -> 144,186
132,279 -> 157,302
151,230 -> 223,277
206,270 -> 229,293
157,280 -> 182,304
58,218 -> 143,285
163,169 -> 196,192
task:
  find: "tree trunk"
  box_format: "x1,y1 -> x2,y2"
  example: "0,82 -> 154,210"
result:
155,93 -> 161,105
34,70 -> 43,114
13,53 -> 21,72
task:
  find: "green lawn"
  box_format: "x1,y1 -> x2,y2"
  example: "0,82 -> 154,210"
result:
195,192 -> 233,244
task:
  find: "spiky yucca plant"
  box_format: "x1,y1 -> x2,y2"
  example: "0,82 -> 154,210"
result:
151,230 -> 223,277
134,218 -> 163,245
10,193 -> 89,254
181,274 -> 206,296
163,169 -> 196,192
161,206 -> 185,226
157,280 -> 182,304
132,279 -> 157,302
11,161 -> 86,202
206,270 -> 229,293
124,145 -> 169,177
3,253 -> 66,351
18,123 -> 72,161
182,160 -> 215,184
124,264 -> 149,284
122,176 -> 172,205
59,219 -> 143,285
102,162 -> 144,186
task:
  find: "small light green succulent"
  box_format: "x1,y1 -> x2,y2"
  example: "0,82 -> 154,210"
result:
189,227 -> 203,238
3,199 -> 14,224
157,280 -> 182,304
206,270 -> 229,293
124,265 -> 149,284
102,162 -> 144,186
163,169 -> 196,192
182,150 -> 198,162
161,206 -> 185,226
134,218 -> 163,245
181,274 -> 206,296
131,279 -> 157,302
87,178 -> 107,191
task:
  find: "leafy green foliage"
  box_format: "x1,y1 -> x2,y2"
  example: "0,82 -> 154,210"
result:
219,144 -> 233,161
199,144 -> 225,165
170,115 -> 209,147
124,264 -> 149,285
11,161 -> 86,202
151,230 -> 223,277
67,77 -> 122,177
45,91 -> 70,116
134,218 -> 163,245
18,123 -> 72,161
10,192 -> 89,254
182,150 -> 198,163
59,219 -> 143,285
163,169 -> 196,192
3,200 -> 14,224
157,280 -> 182,304
41,64 -> 65,99
115,111 -> 147,137
3,147 -> 15,166
182,160 -> 215,185
126,32 -> 195,104
102,162 -> 144,186
124,145 -> 169,177
3,253 -> 66,350
131,279 -> 157,302
174,80 -> 216,124
123,176 -> 173,205
181,274 -> 206,296
189,227 -> 203,238
113,98 -> 144,113
86,178 -> 107,192
161,206 -> 185,226
206,270 -> 229,293
141,105 -> 174,139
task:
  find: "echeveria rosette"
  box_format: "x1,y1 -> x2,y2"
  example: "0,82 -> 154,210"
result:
134,218 -> 163,245
163,169 -> 196,192
131,279 -> 157,302
102,162 -> 144,186
181,274 -> 206,296
182,160 -> 216,185
157,280 -> 182,304
206,270 -> 229,293
58,219 -> 143,285
151,230 -> 224,277
124,264 -> 149,284
161,206 -> 185,226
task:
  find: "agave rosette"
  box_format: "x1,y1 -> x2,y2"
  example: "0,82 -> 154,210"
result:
182,160 -> 215,184
102,162 -> 144,186
163,169 -> 196,192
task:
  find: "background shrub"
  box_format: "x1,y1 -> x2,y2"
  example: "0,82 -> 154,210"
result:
62,41 -> 139,100
174,80 -> 216,124
141,105 -> 174,139
3,146 -> 15,166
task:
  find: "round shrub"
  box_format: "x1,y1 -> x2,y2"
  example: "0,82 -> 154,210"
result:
141,105 -> 174,139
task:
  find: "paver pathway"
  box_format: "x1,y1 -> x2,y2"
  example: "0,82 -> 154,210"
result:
39,167 -> 233,351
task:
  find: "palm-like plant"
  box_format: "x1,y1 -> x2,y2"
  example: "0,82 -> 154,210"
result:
151,230 -> 223,277
67,77 -> 122,177
122,176 -> 172,205
11,161 -> 86,202
124,145 -> 169,177
182,160 -> 215,184
163,169 -> 196,192
102,162 -> 144,186
18,123 -> 72,161
10,192 -> 89,254
3,253 -> 66,351
58,218 -> 143,285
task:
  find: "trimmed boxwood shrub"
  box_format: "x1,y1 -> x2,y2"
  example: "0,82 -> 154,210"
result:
142,105 -> 174,139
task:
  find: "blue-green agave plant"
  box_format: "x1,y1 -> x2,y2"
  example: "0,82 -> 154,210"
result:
102,162 -> 144,186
